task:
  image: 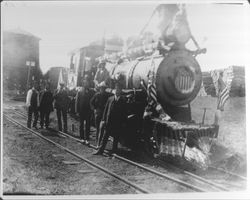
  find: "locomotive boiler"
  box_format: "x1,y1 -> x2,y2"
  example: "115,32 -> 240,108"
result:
105,49 -> 202,119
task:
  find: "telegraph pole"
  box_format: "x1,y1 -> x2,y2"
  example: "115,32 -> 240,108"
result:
26,61 -> 35,92
26,61 -> 31,92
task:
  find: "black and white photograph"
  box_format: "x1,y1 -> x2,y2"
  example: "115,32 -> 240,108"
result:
1,0 -> 249,199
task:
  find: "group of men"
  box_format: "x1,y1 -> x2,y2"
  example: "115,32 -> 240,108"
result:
75,74 -> 127,155
26,83 -> 54,130
26,82 -> 70,132
26,61 -> 128,155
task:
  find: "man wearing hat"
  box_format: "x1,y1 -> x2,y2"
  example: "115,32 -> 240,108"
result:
54,82 -> 70,133
93,60 -> 109,89
90,81 -> 112,146
26,83 -> 39,129
39,83 -> 54,129
93,80 -> 127,155
75,75 -> 95,144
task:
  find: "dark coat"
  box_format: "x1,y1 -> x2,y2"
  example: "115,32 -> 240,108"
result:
39,90 -> 54,112
102,95 -> 127,134
54,88 -> 70,110
90,91 -> 112,116
75,88 -> 95,116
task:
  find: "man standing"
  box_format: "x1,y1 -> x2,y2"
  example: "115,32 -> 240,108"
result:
90,82 -> 112,145
39,84 -> 54,129
26,83 -> 39,129
75,76 -> 95,144
93,82 -> 127,155
93,60 -> 109,89
54,83 -> 70,133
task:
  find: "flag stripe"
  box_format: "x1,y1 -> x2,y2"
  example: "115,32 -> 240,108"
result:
148,82 -> 158,108
219,94 -> 229,107
220,91 -> 229,102
220,96 -> 229,106
217,77 -> 229,111
220,87 -> 228,96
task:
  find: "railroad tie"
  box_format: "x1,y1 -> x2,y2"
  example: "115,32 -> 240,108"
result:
62,161 -> 82,165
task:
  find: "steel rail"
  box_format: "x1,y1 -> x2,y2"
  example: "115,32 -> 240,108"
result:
154,158 -> 230,192
12,110 -> 233,192
180,169 -> 229,191
209,166 -> 247,181
3,114 -> 151,194
10,110 -> 208,192
12,110 -> 228,192
57,130 -> 209,192
58,130 -> 230,192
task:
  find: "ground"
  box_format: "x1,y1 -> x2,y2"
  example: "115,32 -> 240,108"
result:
191,96 -> 246,174
1,94 -> 247,196
2,116 -> 138,195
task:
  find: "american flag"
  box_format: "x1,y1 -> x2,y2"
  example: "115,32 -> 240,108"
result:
211,69 -> 232,111
147,57 -> 158,108
217,73 -> 229,111
147,81 -> 157,108
140,78 -> 157,108
140,57 -> 158,109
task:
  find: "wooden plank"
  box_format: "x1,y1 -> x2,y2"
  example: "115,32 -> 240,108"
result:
181,131 -> 188,158
52,154 -> 65,158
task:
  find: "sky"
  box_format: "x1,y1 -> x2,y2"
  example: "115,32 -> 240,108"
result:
1,1 -> 250,74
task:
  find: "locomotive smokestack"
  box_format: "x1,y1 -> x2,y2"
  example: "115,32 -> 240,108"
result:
156,4 -> 191,47
156,4 -> 179,35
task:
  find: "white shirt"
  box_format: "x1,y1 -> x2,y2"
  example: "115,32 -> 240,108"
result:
26,89 -> 39,107
114,95 -> 120,101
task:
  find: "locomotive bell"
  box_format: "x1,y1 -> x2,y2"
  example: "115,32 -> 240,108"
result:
156,50 -> 202,106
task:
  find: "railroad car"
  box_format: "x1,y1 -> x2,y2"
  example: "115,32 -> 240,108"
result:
3,28 -> 43,94
44,66 -> 68,92
68,44 -> 105,89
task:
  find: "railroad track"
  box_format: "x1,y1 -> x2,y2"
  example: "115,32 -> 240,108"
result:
4,109 -> 243,193
4,112 -> 208,193
9,109 -> 247,190
4,114 -> 150,194
208,166 -> 247,181
12,108 -> 247,182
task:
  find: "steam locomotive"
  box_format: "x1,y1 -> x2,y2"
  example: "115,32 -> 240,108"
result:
67,4 -> 218,157
102,48 -> 217,154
